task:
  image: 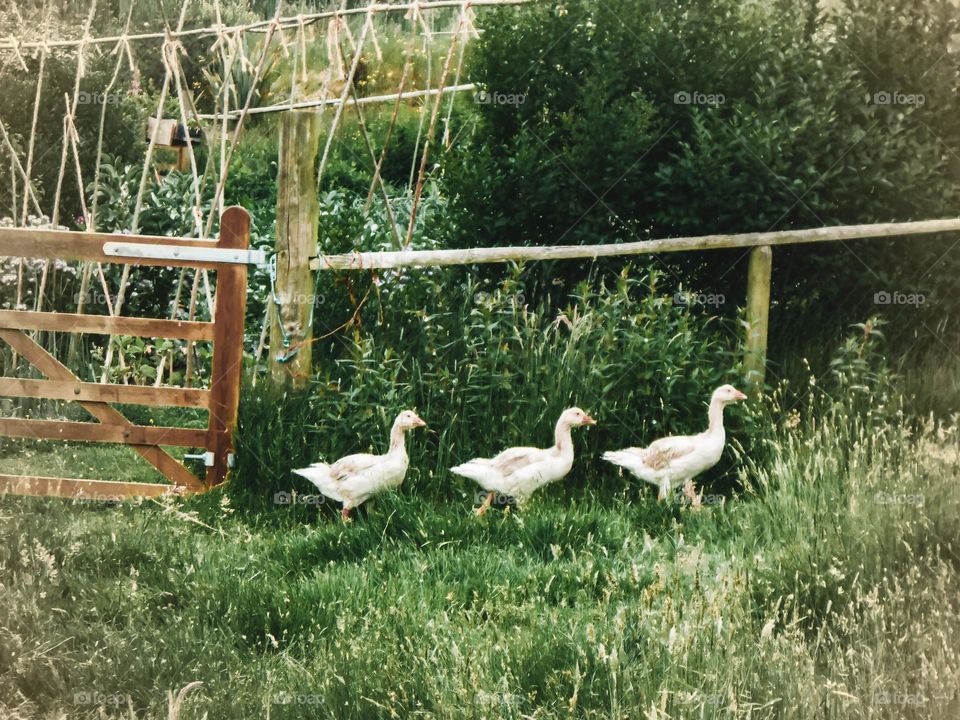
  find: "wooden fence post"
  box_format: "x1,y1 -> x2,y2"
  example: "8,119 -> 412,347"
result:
206,206 -> 250,486
270,111 -> 321,390
744,245 -> 772,391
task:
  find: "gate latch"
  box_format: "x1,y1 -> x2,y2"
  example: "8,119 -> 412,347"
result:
183,451 -> 215,467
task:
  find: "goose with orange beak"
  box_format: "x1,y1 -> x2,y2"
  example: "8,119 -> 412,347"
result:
451,407 -> 597,513
603,384 -> 746,500
293,410 -> 426,521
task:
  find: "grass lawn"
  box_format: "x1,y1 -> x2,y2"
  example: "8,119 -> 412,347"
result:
1,409 -> 959,719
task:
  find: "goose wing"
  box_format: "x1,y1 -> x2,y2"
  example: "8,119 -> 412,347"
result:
488,446 -> 548,475
327,452 -> 382,481
641,435 -> 698,470
450,446 -> 550,495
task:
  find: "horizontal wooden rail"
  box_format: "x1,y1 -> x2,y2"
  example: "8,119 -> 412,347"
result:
0,310 -> 214,341
200,84 -> 477,120
0,474 -> 179,499
0,227 -> 225,269
310,217 -> 960,271
0,378 -> 209,409
0,418 -> 207,447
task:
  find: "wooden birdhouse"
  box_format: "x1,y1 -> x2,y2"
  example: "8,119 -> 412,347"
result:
146,118 -> 203,171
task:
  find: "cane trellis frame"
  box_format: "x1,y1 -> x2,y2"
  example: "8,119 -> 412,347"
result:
0,0 -> 513,388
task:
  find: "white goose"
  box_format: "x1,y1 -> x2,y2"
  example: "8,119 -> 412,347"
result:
292,410 -> 426,520
450,407 -> 596,513
602,384 -> 746,500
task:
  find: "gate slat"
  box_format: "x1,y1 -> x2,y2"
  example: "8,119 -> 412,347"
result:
0,473 -> 179,499
0,226 -> 223,268
0,310 -> 214,341
0,378 -> 210,409
0,417 -> 207,447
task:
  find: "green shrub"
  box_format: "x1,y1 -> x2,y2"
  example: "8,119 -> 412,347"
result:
447,0 -> 960,356
0,52 -> 146,223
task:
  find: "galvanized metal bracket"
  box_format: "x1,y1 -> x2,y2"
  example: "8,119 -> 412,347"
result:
103,242 -> 268,266
182,451 -> 235,469
183,451 -> 215,467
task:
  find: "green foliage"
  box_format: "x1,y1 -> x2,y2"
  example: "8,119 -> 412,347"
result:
449,0 -> 960,351
0,52 -> 146,224
318,104 -> 431,194
94,336 -> 175,385
88,155 -> 213,237
446,0 -> 664,251
827,317 -> 899,412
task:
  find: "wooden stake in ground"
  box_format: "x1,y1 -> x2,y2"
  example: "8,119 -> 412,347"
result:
745,245 -> 772,391
404,7 -> 466,247
270,111 -> 321,390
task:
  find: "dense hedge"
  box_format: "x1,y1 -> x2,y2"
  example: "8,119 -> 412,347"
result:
445,0 -> 960,350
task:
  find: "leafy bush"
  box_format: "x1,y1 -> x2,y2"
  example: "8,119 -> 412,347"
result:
447,0 -> 960,356
0,52 -> 146,223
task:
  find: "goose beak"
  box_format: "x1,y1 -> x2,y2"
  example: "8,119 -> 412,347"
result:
583,414 -> 597,425
733,390 -> 747,401
413,416 -> 427,428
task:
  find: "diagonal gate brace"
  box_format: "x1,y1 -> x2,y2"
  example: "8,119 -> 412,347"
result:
0,329 -> 203,491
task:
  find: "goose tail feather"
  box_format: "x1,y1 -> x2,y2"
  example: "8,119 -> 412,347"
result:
292,464 -> 346,503
450,460 -> 505,489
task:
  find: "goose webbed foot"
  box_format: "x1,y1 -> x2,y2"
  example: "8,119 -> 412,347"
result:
474,492 -> 494,516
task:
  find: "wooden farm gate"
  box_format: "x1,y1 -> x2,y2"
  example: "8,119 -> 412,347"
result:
0,207 -> 254,500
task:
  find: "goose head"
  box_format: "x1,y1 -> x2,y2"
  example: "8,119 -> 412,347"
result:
559,407 -> 597,427
394,410 -> 427,432
712,384 -> 747,405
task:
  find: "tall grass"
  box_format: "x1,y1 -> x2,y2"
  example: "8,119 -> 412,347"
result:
1,376 -> 958,718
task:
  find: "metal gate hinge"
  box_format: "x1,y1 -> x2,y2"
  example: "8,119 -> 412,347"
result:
182,452 -> 235,468
103,242 -> 268,266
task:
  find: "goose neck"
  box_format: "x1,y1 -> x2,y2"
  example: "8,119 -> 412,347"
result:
555,419 -> 574,454
706,397 -> 726,436
388,423 -> 407,454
